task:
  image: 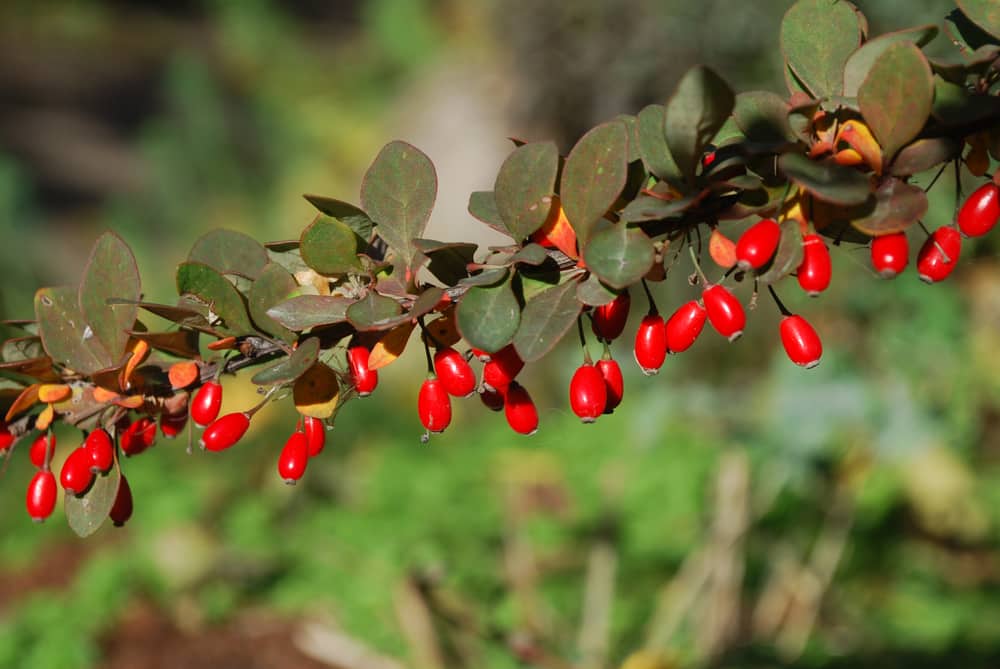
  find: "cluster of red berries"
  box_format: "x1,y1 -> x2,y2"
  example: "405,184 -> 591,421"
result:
871,181 -> 999,282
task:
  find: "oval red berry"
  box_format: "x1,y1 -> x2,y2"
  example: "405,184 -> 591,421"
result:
278,431 -> 309,484
191,381 -> 223,427
505,382 -> 539,435
735,219 -> 781,271
797,234 -> 831,296
917,227 -> 962,284
591,291 -> 631,342
703,285 -> 746,341
665,301 -> 706,353
633,314 -> 667,375
871,232 -> 908,278
418,377 -> 452,433
434,347 -> 477,398
26,470 -> 57,523
348,346 -> 378,397
779,315 -> 823,369
201,412 -> 251,452
957,182 -> 1000,238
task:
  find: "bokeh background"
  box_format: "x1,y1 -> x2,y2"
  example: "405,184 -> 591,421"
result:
3,1 -> 1000,668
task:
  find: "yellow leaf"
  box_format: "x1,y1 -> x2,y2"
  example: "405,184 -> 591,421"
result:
122,339 -> 151,391
293,363 -> 340,419
37,384 -> 71,404
368,322 -> 416,370
93,386 -> 120,404
835,119 -> 882,174
35,403 -> 54,431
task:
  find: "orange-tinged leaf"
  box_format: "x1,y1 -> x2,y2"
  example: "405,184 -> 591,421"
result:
368,322 -> 416,371
422,306 -> 461,348
114,395 -> 145,409
780,191 -> 811,235
208,336 -> 238,351
121,339 -> 150,391
709,229 -> 738,269
833,148 -> 865,166
93,387 -> 120,403
835,120 -> 883,174
293,363 -> 340,419
168,361 -> 200,389
5,383 -> 40,422
38,384 -> 71,404
530,198 -> 578,260
35,403 -> 54,431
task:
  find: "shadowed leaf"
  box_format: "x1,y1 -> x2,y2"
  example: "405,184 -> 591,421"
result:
457,281 -> 520,353
844,25 -> 939,97
890,137 -> 961,176
665,66 -> 735,181
513,280 -> 582,362
251,337 -> 320,386
495,142 -> 560,240
347,292 -> 404,331
65,458 -> 120,538
636,104 -> 681,183
176,262 -> 255,335
561,121 -> 630,246
955,1 -> 1000,41
303,195 -> 375,241
266,295 -> 353,331
576,274 -> 618,307
188,229 -> 269,280
249,263 -> 299,343
293,363 -> 340,419
733,91 -> 795,144
851,178 -> 928,236
758,220 -> 805,285
468,191 -> 508,235
779,154 -> 872,206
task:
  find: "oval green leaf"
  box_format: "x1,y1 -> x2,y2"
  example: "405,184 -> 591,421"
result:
456,281 -> 521,354
780,0 -> 864,98
850,178 -> 928,236
36,286 -> 113,375
468,191 -> 508,235
188,228 -> 269,280
665,66 -> 735,182
248,263 -> 299,343
890,137 -> 961,176
619,193 -> 700,223
176,262 -> 255,335
79,231 -> 140,359
495,141 -> 560,241
513,279 -> 583,363
733,91 -> 795,144
957,0 -> 1000,40
347,292 -> 404,331
858,41 -> 934,162
65,460 -> 120,538
266,295 -> 353,331
636,104 -> 681,183
843,25 -> 939,97
576,274 -> 618,307
758,220 -> 805,285
560,121 -> 630,246
583,224 -> 655,290
360,141 -> 437,272
778,153 -> 872,206
300,215 -> 363,276
251,337 -> 320,386
303,194 -> 375,241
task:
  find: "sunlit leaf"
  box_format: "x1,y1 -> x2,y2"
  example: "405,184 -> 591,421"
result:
176,262 -> 255,335
188,228 -> 269,280
583,225 -> 655,290
495,141 -> 560,240
78,231 -> 140,359
347,292 -> 404,331
251,337 -> 321,386
248,263 -> 298,343
560,121 -> 630,246
843,25 -> 939,97
303,194 -> 376,241
512,279 -> 582,362
858,42 -> 934,162
293,362 -> 340,419
780,0 -> 864,98
665,66 -> 735,181
65,458 -> 120,538
36,286 -> 113,375
368,322 -> 416,370
457,281 -> 521,354
266,295 -> 354,331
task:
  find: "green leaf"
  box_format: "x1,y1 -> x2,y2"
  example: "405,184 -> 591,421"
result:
175,262 -> 255,335
615,113 -> 641,163
413,239 -> 477,285
576,274 -> 618,307
758,220 -> 805,285
36,286 -> 112,374
778,153 -> 872,206
300,215 -> 364,275
512,280 -> 582,362
2,336 -> 43,363
780,0 -> 864,98
266,295 -> 353,331
251,337 -> 320,386
510,244 -> 548,266
248,263 -> 299,343
733,91 -> 795,144
360,141 -> 437,272
858,42 -> 934,162
468,191 -> 508,235
65,460 -> 120,538
636,104 -> 681,183
560,121 -> 630,246
665,66 -> 735,181
458,267 -> 509,288
495,142 -> 560,240
850,178 -> 928,236
77,231 -> 140,361
303,194 -> 375,240
890,137 -> 961,176
619,194 -> 700,223
456,281 -> 521,353
347,292 -> 404,331
843,25 -> 939,97
955,1 -> 1000,41
125,301 -> 210,330
583,225 -> 655,290
187,229 -> 269,280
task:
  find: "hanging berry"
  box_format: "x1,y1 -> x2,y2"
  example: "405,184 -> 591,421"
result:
797,234 -> 832,296
703,285 -> 746,341
504,382 -> 539,435
735,219 -> 781,271
779,315 -> 823,368
634,314 -> 667,375
871,232 -> 909,278
917,226 -> 962,283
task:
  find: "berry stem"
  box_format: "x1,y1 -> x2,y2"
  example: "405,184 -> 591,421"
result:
576,316 -> 592,364
953,158 -> 963,217
420,326 -> 435,375
687,245 -> 709,287
640,279 -> 659,316
245,386 -> 281,418
767,285 -> 793,317
923,161 -> 948,193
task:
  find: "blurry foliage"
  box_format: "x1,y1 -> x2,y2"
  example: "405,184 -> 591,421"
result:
2,1 -> 1000,669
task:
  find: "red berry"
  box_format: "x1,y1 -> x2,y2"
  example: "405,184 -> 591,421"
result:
871,232 -> 909,278
26,470 -> 57,522
29,432 -> 56,468
504,382 -> 538,435
482,345 -> 524,394
665,301 -> 707,353
797,234 -> 831,296
570,363 -> 607,423
735,218 -> 781,271
591,291 -> 631,342
957,182 -> 1000,237
479,388 -> 505,412
0,420 -> 13,452
917,227 -> 962,284
191,381 -> 223,427
303,416 -> 326,457
110,474 -> 133,527
348,346 -> 378,397
201,412 -> 251,451
159,412 -> 188,439
597,358 -> 624,414
60,447 -> 95,496
703,284 -> 745,341
434,347 -> 477,397
779,315 -> 822,369
278,431 -> 309,484
418,377 -> 452,433
84,428 -> 114,474
121,417 -> 156,457
633,314 -> 667,375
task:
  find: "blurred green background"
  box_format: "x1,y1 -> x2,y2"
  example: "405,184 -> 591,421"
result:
3,1 -> 1000,668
